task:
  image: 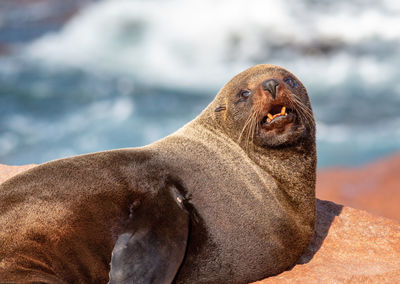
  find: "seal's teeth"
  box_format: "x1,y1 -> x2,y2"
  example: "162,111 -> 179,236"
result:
281,106 -> 286,115
267,113 -> 274,120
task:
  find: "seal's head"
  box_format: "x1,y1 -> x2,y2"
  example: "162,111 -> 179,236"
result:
212,64 -> 315,148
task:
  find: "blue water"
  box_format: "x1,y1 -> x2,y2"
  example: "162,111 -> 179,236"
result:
1,0 -> 400,167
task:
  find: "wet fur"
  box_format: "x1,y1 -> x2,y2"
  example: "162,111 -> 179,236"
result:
0,64 -> 316,283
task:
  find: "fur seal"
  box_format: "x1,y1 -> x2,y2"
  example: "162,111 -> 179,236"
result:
0,64 -> 316,283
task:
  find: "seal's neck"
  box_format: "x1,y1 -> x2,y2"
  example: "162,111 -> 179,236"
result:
192,104 -> 316,219
250,140 -> 316,223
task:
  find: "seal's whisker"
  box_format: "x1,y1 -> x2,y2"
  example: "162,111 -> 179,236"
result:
290,96 -> 314,127
249,114 -> 258,150
292,96 -> 313,118
298,106 -> 314,127
294,100 -> 313,122
238,118 -> 250,144
243,109 -> 259,151
238,111 -> 257,144
244,111 -> 257,151
287,98 -> 307,123
250,115 -> 258,151
250,108 -> 262,151
292,100 -> 307,121
238,119 -> 250,143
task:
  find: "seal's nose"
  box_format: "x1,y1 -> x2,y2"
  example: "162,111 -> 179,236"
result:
262,79 -> 279,99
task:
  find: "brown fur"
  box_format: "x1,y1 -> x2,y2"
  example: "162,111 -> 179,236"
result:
0,64 -> 316,283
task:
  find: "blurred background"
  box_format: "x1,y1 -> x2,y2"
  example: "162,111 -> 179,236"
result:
1,0 -> 400,168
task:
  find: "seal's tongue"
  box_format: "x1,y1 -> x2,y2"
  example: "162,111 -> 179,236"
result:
267,106 -> 286,122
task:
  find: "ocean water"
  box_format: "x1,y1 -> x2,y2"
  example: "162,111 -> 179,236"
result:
1,0 -> 400,167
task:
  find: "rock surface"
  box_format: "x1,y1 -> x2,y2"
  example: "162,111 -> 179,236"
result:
317,152 -> 400,221
0,164 -> 37,183
1,163 -> 400,283
256,199 -> 400,283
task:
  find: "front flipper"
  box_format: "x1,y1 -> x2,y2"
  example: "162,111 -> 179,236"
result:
109,186 -> 190,284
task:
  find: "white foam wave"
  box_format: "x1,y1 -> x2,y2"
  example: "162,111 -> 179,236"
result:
25,0 -> 400,91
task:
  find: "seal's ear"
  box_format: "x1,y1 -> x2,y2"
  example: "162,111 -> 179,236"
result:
108,186 -> 189,284
215,105 -> 226,112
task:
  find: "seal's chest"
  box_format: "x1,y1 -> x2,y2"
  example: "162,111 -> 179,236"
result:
180,187 -> 299,283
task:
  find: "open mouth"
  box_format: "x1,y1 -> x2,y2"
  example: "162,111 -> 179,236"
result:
266,105 -> 287,123
261,104 -> 295,126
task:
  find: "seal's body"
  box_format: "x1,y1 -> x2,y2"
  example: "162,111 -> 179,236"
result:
0,65 -> 316,283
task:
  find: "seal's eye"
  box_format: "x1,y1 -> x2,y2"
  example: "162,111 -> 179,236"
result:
284,77 -> 298,88
239,90 -> 251,99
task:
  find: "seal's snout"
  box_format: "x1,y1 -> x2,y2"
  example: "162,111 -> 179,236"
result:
262,79 -> 279,99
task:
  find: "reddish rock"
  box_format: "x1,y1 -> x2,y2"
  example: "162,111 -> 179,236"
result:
316,152 -> 400,221
0,164 -> 36,183
255,199 -> 400,283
